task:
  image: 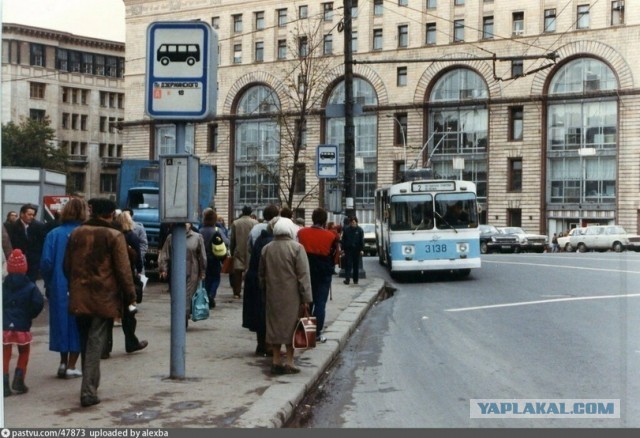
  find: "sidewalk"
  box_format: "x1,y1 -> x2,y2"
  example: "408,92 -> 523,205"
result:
3,273 -> 384,428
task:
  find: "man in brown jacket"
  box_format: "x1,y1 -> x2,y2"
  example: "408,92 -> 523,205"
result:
64,198 -> 137,408
229,206 -> 258,299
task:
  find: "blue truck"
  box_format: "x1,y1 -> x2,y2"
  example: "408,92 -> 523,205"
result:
116,159 -> 216,274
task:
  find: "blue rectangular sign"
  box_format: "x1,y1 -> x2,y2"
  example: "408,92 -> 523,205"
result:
317,144 -> 339,179
145,21 -> 217,120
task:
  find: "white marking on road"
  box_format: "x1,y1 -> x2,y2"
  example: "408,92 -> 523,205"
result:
421,316 -> 428,320
446,293 -> 640,312
483,259 -> 640,274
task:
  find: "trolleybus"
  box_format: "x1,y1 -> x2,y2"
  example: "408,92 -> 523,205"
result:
374,176 -> 480,279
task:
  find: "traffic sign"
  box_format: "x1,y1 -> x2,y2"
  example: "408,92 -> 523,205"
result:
145,21 -> 218,120
317,144 -> 339,178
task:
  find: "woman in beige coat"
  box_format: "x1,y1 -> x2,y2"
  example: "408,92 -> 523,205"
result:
259,217 -> 312,375
158,223 -> 207,323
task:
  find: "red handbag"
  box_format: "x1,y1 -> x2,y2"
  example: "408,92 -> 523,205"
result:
293,309 -> 317,350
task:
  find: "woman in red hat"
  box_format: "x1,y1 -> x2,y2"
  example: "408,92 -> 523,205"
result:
2,249 -> 44,397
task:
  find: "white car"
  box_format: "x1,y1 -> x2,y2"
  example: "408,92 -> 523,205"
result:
557,227 -> 586,252
360,223 -> 377,256
569,225 -> 637,252
499,227 -> 549,253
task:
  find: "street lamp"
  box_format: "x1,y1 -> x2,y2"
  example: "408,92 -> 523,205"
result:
386,114 -> 407,169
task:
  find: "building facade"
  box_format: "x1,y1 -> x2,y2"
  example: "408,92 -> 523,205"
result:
121,0 -> 640,237
2,23 -> 126,201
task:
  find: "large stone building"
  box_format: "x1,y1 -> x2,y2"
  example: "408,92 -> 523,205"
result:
121,0 -> 639,237
2,23 -> 125,200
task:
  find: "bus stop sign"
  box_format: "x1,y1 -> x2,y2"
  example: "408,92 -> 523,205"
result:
145,21 -> 218,120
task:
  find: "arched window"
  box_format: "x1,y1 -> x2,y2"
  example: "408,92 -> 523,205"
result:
547,58 -> 618,211
234,85 -> 281,213
428,69 -> 488,202
325,78 -> 378,211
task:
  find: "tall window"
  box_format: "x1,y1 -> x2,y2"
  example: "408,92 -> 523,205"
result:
544,9 -> 557,33
208,124 -> 218,152
235,85 -> 281,210
277,40 -> 287,59
426,23 -> 436,45
394,113 -> 408,146
509,159 -> 523,192
212,16 -> 220,29
547,58 -> 618,206
233,44 -> 242,63
512,59 -> 524,78
233,14 -> 243,33
298,37 -> 308,57
509,106 -> 523,141
326,78 -> 378,209
323,34 -> 333,55
352,31 -> 359,53
429,69 -> 489,202
398,25 -> 409,48
483,16 -> 494,39
512,12 -> 524,36
278,9 -> 288,27
254,42 -> 264,62
352,0 -> 359,18
397,67 -> 407,86
373,29 -> 383,50
70,173 -> 85,193
374,0 -> 383,16
323,2 -> 334,21
611,1 -> 625,25
82,53 -> 93,74
577,5 -> 590,29
298,5 -> 308,19
427,0 -> 437,8
30,44 -> 45,67
255,11 -> 265,30
56,49 -> 68,71
100,174 -> 117,193
454,20 -> 464,42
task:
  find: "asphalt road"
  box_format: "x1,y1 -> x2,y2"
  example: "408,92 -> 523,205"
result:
292,252 -> 640,428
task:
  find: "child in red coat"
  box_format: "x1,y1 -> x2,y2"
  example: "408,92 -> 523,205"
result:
3,249 -> 44,396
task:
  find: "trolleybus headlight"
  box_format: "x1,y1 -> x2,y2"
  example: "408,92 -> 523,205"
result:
402,245 -> 415,259
457,243 -> 469,253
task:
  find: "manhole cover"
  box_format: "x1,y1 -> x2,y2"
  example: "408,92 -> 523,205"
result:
121,410 -> 160,422
170,401 -> 203,410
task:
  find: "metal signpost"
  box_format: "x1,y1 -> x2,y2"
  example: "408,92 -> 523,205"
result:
145,21 -> 217,379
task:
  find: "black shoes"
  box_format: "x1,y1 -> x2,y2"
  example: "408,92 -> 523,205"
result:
343,279 -> 349,285
11,369 -> 28,394
81,396 -> 101,407
126,340 -> 148,353
208,298 -> 216,309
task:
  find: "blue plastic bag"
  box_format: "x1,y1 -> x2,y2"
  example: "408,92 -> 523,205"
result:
191,281 -> 210,322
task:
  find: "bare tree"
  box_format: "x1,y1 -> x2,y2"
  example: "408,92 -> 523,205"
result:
255,15 -> 339,213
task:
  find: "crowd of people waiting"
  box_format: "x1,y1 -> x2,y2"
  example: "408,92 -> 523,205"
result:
2,199 -> 364,406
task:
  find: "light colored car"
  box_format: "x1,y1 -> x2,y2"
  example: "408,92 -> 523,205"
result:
360,223 -> 377,256
499,227 -> 549,253
569,225 -> 637,253
557,227 -> 586,252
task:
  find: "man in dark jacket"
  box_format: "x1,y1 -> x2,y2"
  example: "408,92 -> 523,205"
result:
8,204 -> 46,282
64,198 -> 137,408
340,216 -> 364,285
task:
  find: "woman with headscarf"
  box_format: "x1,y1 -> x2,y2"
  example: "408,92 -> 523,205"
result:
259,217 -> 312,375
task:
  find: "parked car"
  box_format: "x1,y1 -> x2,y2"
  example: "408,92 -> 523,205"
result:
557,227 -> 586,252
479,225 -> 520,254
361,223 -> 377,256
499,227 -> 549,253
569,225 -> 639,252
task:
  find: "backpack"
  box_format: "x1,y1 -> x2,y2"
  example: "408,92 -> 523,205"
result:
211,228 -> 228,259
